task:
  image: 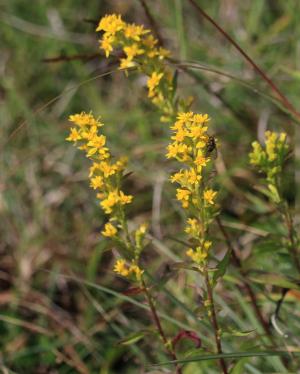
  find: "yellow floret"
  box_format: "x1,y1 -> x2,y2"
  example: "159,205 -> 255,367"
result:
102,222 -> 117,237
114,259 -> 129,276
203,189 -> 217,205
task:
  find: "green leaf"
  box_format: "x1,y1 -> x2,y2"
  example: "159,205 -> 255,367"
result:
117,331 -> 148,346
222,329 -> 256,337
230,358 -> 248,374
249,272 -> 300,290
152,351 -> 300,366
212,248 -> 231,285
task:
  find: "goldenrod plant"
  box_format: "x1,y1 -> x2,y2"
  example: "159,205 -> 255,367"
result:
63,12 -> 300,373
66,111 -> 183,372
97,14 -> 191,122
5,3 -> 300,373
4,0 -> 300,374
250,132 -> 300,273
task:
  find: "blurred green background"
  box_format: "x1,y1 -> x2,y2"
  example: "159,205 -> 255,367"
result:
1,1 -> 300,373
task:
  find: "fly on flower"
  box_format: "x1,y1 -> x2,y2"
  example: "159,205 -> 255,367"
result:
205,135 -> 218,159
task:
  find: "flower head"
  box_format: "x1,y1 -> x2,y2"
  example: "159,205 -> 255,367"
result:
203,189 -> 217,205
114,259 -> 129,277
96,14 -> 125,35
176,188 -> 191,208
102,222 -> 117,237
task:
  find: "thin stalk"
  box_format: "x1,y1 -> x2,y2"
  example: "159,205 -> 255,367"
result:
142,279 -> 182,374
187,0 -> 300,121
204,268 -> 228,374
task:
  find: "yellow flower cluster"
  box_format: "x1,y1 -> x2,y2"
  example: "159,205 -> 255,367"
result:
102,222 -> 117,237
67,112 -> 146,282
167,112 -> 218,266
186,240 -> 212,264
249,131 -> 289,203
114,259 -> 144,281
67,112 -> 133,219
112,222 -> 147,281
97,14 -> 190,122
167,112 -> 216,207
250,131 -> 288,164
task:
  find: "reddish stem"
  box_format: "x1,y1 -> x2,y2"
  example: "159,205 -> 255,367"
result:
188,0 -> 300,120
142,280 -> 182,374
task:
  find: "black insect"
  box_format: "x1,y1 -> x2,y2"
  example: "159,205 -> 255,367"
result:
206,135 -> 217,155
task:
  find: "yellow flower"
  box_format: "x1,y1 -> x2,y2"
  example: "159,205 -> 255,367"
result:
80,125 -> 98,141
186,241 -> 211,264
176,188 -> 191,208
194,152 -> 209,167
100,190 -> 119,214
136,223 -> 148,235
119,57 -> 135,70
135,223 -> 148,250
124,43 -> 144,60
186,247 -> 207,264
186,168 -> 201,185
249,141 -> 264,165
119,191 -> 133,205
147,72 -> 163,97
204,240 -> 212,250
89,162 -> 102,177
249,131 -> 288,175
185,218 -> 200,237
69,112 -> 102,128
129,264 -> 144,281
99,161 -> 116,178
87,134 -> 106,156
171,127 -> 188,142
114,259 -> 129,277
265,131 -> 278,162
102,222 -> 117,237
189,125 -> 208,139
124,24 -> 148,40
96,14 -> 124,35
177,112 -> 194,122
100,34 -> 114,57
142,35 -> 158,49
114,260 -> 143,281
203,189 -> 217,205
166,142 -> 189,159
170,170 -> 184,184
66,128 -> 81,142
90,176 -> 104,190
171,169 -> 200,186
192,113 -> 209,124
171,120 -> 185,131
279,132 -> 286,142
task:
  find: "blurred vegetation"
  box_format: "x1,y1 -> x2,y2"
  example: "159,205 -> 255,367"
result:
1,0 -> 300,373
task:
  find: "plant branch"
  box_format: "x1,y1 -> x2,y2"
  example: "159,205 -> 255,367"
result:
142,279 -> 182,374
204,268 -> 228,374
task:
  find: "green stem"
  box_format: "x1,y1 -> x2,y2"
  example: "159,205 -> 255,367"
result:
204,268 -> 228,374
